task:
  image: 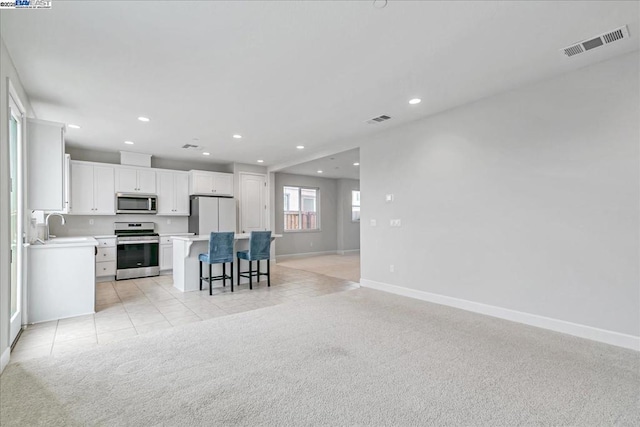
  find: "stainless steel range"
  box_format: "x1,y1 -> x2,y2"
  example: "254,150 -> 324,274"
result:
115,222 -> 160,280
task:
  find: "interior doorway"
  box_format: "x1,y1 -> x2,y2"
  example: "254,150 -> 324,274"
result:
272,148 -> 361,283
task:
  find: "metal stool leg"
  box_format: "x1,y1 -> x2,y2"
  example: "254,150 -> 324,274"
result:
199,261 -> 203,291
223,263 -> 226,287
249,260 -> 253,290
209,263 -> 212,295
267,259 -> 270,287
230,261 -> 234,292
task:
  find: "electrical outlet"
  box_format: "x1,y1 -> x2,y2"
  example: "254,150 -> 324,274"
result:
390,219 -> 402,227
167,219 -> 171,225
370,219 -> 377,227
389,264 -> 395,273
385,194 -> 394,202
310,241 -> 313,247
89,219 -> 94,225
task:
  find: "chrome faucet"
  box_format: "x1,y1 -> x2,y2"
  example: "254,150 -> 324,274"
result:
45,213 -> 66,241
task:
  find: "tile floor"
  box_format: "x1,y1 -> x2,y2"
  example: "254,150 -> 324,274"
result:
10,264 -> 359,364
277,252 -> 360,282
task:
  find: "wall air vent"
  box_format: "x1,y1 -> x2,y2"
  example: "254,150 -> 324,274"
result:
561,25 -> 629,58
366,114 -> 392,124
182,143 -> 200,149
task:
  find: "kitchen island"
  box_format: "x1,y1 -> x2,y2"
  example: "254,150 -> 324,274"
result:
28,237 -> 99,323
171,234 -> 281,292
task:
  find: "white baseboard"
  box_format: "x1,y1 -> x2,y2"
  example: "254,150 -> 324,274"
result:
276,251 -> 338,262
337,249 -> 360,255
1,347 -> 10,373
360,278 -> 640,351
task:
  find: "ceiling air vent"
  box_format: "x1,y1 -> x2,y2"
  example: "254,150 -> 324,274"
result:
182,143 -> 200,149
561,25 -> 629,58
366,114 -> 391,124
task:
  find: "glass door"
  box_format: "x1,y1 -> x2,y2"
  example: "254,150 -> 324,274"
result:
9,94 -> 24,346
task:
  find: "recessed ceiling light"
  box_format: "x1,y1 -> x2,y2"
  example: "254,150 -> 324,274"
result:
257,159 -> 264,163
68,124 -> 80,129
317,170 -> 323,174
296,145 -> 305,149
353,162 -> 360,166
373,0 -> 388,9
138,116 -> 150,122
203,152 -> 210,156
124,141 -> 134,145
409,98 -> 422,105
233,134 -> 242,139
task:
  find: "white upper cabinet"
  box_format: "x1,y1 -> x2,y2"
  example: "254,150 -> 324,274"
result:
94,165 -> 116,214
174,172 -> 190,214
137,169 -> 157,193
27,119 -> 65,211
70,162 -> 94,215
116,167 -> 156,193
157,171 -> 189,216
189,170 -> 234,196
69,161 -> 115,215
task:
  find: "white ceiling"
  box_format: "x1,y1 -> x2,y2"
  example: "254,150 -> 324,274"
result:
280,148 -> 360,180
1,1 -> 638,168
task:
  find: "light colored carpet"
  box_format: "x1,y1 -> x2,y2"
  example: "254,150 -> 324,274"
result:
278,253 -> 360,282
1,288 -> 638,426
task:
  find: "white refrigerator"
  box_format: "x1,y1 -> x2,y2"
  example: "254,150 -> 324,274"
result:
188,196 -> 236,235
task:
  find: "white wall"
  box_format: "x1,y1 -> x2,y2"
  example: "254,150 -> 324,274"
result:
360,52 -> 639,340
0,36 -> 35,370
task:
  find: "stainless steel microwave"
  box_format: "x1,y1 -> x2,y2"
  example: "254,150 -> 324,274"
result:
116,193 -> 158,214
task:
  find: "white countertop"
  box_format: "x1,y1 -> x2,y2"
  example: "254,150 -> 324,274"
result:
29,237 -> 99,249
159,232 -> 194,237
94,235 -> 116,239
172,233 -> 282,242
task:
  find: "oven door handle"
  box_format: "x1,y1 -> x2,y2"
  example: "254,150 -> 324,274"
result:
118,240 -> 160,245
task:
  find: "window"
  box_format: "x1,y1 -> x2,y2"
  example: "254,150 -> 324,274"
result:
352,190 -> 360,222
284,186 -> 319,231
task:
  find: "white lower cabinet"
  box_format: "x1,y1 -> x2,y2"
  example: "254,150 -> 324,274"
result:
96,237 -> 117,279
160,245 -> 173,271
159,234 -> 192,271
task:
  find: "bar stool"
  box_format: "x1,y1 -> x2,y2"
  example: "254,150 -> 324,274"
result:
199,231 -> 234,295
237,231 -> 272,290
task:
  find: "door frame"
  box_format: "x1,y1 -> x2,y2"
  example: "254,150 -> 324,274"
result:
238,172 -> 269,234
8,79 -> 26,347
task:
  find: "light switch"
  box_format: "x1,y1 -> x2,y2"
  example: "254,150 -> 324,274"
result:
385,194 -> 394,202
370,219 -> 377,227
390,219 -> 402,227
